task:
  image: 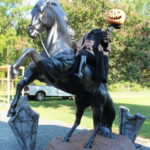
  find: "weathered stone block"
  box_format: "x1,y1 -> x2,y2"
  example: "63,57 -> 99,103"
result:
9,96 -> 39,150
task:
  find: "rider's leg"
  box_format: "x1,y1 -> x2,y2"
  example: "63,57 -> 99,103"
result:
74,55 -> 87,79
74,49 -> 95,80
11,48 -> 37,79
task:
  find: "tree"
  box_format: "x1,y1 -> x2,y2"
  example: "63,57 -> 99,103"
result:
60,0 -> 150,87
0,0 -> 149,87
0,0 -> 33,65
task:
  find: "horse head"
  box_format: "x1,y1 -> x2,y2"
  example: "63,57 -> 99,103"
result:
28,0 -> 76,51
28,0 -> 55,39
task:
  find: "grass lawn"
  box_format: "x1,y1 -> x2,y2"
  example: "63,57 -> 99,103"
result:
0,92 -> 150,140
28,92 -> 150,140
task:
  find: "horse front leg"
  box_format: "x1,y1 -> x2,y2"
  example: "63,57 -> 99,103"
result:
84,105 -> 103,149
11,48 -> 37,79
62,96 -> 90,142
84,83 -> 107,149
7,67 -> 36,117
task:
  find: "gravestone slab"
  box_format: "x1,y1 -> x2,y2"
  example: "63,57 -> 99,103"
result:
9,96 -> 39,150
119,106 -> 146,143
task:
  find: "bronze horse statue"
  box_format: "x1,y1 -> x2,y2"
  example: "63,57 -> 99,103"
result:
8,0 -> 116,148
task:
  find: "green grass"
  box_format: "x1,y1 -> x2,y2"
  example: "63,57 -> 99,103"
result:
0,92 -> 150,140
28,92 -> 150,140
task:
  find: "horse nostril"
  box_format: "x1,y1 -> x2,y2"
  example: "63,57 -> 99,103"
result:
28,26 -> 33,34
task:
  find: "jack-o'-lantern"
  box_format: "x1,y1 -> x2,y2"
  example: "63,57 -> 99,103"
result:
106,9 -> 126,25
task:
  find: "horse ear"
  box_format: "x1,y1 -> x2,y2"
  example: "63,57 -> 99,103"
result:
50,2 -> 57,5
46,0 -> 56,9
49,0 -> 57,5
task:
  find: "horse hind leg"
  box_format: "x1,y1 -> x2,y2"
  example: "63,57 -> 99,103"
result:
62,95 -> 90,142
99,92 -> 117,139
84,84 -> 107,149
7,67 -> 36,117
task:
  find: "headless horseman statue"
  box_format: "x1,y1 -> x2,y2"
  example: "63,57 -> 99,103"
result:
74,24 -> 121,135
75,24 -> 121,82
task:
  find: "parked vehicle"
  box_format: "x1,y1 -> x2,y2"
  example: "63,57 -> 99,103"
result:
24,85 -> 74,101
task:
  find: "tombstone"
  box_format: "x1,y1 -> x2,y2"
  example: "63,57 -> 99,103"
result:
9,96 -> 39,150
119,106 -> 146,143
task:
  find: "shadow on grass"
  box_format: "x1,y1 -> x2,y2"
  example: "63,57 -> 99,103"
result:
28,99 -> 150,139
28,98 -> 76,109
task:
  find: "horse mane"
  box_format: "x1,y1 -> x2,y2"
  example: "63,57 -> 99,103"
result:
35,0 -> 76,49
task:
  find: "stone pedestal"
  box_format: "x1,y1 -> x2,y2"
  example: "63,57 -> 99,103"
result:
46,130 -> 136,150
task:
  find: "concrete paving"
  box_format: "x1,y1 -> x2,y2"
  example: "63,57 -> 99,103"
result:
0,110 -> 87,150
0,110 -> 150,150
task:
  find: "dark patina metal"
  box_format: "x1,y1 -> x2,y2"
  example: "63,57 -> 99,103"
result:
8,0 -> 121,148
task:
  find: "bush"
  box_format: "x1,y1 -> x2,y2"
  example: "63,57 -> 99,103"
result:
107,81 -> 148,92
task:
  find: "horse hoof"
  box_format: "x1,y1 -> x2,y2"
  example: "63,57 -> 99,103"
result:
61,137 -> 69,142
99,126 -> 118,139
7,108 -> 16,117
11,65 -> 20,79
84,143 -> 92,149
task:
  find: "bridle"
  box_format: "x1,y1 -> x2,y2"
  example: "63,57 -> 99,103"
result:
39,33 -> 50,58
32,27 -> 50,58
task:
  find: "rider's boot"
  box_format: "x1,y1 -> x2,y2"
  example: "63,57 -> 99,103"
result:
74,55 -> 86,80
11,48 -> 36,79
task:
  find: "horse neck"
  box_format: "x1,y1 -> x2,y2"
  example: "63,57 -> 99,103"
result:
43,15 -> 73,57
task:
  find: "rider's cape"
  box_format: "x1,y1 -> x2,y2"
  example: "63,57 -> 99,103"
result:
76,29 -> 111,83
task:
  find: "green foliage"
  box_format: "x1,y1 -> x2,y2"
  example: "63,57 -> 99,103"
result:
60,0 -> 150,87
108,81 -> 145,92
0,0 -> 149,88
0,0 -> 33,65
27,92 -> 150,139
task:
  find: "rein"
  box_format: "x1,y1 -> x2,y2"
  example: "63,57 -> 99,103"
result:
39,33 -> 50,58
33,27 -> 50,58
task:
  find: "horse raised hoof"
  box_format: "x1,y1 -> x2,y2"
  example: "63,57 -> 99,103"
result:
11,64 -> 20,79
7,107 -> 16,117
99,126 -> 118,139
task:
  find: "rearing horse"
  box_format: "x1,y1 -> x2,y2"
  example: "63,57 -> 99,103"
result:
8,0 -> 116,148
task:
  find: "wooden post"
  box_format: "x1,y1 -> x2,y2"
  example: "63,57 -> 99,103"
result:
7,65 -> 10,107
21,67 -> 25,96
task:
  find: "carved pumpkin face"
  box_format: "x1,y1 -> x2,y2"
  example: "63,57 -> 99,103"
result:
106,9 -> 126,25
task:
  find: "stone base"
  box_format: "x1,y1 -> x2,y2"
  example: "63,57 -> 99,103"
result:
46,130 -> 136,150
